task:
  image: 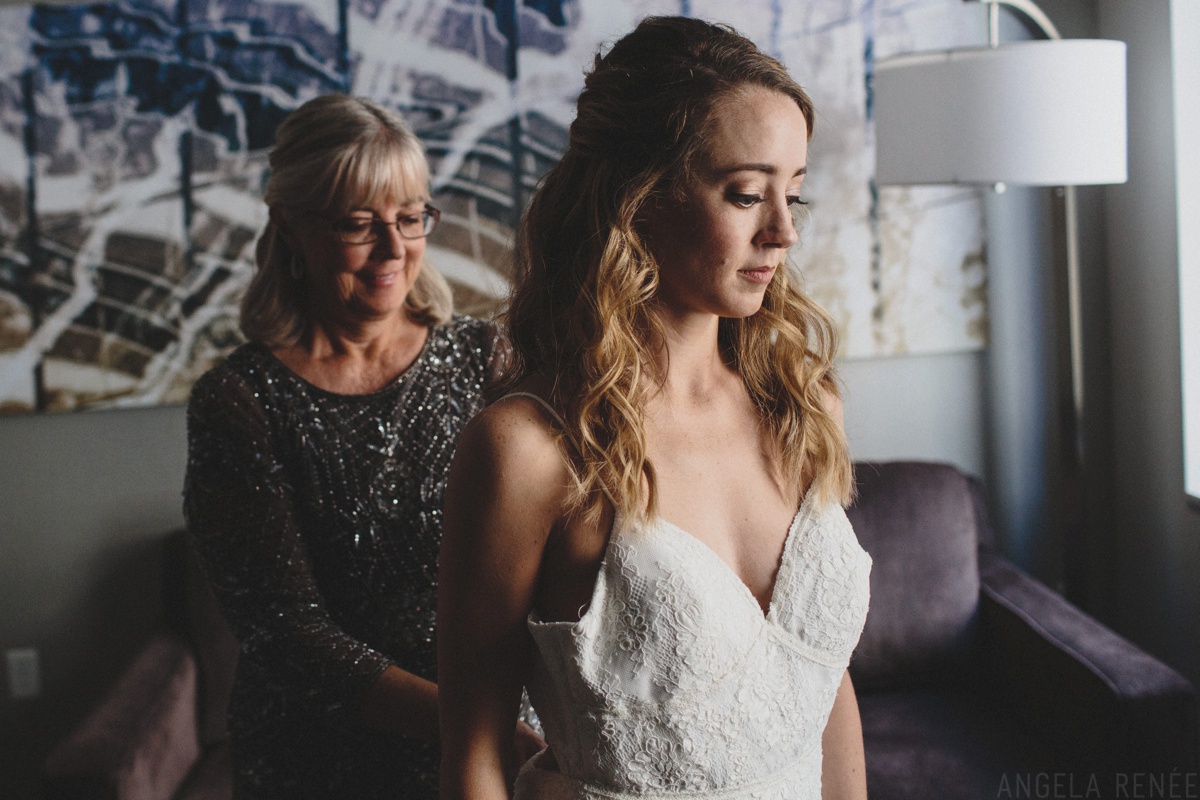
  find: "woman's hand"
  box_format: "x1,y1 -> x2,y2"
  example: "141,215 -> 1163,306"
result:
358,664 -> 440,739
508,721 -> 547,786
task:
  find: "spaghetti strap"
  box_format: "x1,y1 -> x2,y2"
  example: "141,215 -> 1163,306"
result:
495,391 -> 619,509
498,391 -> 569,430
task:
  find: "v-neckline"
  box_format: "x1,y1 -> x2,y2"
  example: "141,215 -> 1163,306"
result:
651,490 -> 813,620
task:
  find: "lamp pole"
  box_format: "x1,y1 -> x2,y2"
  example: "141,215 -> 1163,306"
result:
978,0 -> 1090,604
873,0 -> 1126,601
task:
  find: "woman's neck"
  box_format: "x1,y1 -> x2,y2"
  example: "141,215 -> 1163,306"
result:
653,309 -> 735,404
305,311 -> 420,361
275,312 -> 429,395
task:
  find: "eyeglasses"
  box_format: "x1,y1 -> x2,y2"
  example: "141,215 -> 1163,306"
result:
320,205 -> 441,244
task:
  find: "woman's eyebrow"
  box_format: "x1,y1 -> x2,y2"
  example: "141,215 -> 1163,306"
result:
345,202 -> 426,215
715,163 -> 808,178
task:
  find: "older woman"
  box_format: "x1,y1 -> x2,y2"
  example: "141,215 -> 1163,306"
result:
184,94 -> 522,799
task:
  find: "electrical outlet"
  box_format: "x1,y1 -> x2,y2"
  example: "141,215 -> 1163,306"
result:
6,648 -> 41,699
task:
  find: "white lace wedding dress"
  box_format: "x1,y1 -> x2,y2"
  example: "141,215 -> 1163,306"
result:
511,409 -> 872,799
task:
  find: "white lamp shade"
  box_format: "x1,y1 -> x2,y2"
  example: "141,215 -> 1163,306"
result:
874,39 -> 1127,186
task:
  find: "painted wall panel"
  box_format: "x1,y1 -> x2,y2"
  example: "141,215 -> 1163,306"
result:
0,0 -> 990,413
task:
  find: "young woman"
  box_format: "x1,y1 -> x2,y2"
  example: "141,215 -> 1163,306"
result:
438,17 -> 871,800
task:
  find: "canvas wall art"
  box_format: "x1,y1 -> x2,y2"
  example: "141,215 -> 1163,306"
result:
0,0 -> 987,413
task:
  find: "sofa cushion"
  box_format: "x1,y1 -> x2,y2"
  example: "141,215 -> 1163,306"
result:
859,687 -> 1047,799
43,635 -> 201,800
847,462 -> 981,690
176,743 -> 233,800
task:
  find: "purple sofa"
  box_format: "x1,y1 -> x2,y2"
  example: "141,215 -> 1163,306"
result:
43,461 -> 1198,799
43,531 -> 237,800
847,461 -> 1198,798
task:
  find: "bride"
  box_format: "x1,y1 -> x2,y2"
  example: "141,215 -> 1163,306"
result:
437,16 -> 872,800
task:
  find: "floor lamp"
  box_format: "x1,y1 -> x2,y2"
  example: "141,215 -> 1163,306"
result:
873,0 -> 1127,600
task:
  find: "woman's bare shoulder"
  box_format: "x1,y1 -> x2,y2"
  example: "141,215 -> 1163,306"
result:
444,390 -> 572,565
454,390 -> 570,502
471,390 -> 561,447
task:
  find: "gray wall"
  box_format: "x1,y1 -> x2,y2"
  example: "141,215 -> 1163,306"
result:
0,405 -> 189,799
842,350 -> 986,476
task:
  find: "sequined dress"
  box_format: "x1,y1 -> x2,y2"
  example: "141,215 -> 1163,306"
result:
184,315 -> 500,799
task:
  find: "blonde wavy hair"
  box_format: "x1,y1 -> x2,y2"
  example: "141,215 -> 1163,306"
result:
241,94 -> 452,346
502,16 -> 853,525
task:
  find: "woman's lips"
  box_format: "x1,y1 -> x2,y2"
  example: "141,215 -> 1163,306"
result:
362,271 -> 400,288
738,265 -> 775,285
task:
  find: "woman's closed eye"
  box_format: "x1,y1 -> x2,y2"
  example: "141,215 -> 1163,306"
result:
727,192 -> 809,209
335,218 -> 376,235
728,192 -> 765,208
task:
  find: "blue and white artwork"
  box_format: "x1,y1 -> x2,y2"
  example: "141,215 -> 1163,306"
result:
0,0 -> 988,413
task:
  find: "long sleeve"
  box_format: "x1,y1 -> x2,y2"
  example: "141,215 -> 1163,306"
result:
183,363 -> 391,718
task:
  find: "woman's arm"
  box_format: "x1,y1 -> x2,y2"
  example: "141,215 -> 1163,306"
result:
359,666 -> 439,736
438,399 -> 566,800
821,669 -> 868,800
818,385 -> 866,797
184,367 -> 438,738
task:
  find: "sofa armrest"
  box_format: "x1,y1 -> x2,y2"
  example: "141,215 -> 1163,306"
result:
44,633 -> 203,800
979,551 -> 1197,771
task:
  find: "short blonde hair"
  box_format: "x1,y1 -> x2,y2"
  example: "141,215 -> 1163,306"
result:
241,94 -> 452,346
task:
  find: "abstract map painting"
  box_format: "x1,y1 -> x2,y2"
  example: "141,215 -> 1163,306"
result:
0,0 -> 987,413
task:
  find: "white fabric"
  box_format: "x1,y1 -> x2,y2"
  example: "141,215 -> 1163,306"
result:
513,449 -> 872,799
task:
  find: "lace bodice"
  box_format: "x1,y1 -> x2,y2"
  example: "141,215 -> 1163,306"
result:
516,485 -> 872,800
